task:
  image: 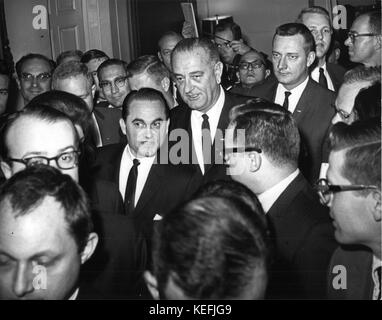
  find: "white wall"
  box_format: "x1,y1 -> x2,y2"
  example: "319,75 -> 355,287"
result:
196,0 -> 311,56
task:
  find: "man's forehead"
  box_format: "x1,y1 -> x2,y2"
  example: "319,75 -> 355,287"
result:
100,65 -> 126,79
173,47 -> 211,68
0,74 -> 9,87
352,15 -> 371,32
21,58 -> 51,72
160,35 -> 182,49
241,52 -> 263,62
273,34 -> 306,50
302,12 -> 331,26
215,29 -> 234,41
128,99 -> 166,118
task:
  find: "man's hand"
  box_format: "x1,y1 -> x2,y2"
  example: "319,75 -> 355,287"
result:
229,40 -> 251,55
182,21 -> 196,38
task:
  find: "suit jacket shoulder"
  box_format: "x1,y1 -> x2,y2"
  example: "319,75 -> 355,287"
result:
327,245 -> 374,300
326,63 -> 347,91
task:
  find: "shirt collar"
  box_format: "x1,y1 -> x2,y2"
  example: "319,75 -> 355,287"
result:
258,169 -> 300,213
193,86 -> 225,119
280,76 -> 309,96
69,288 -> 79,300
125,145 -> 156,163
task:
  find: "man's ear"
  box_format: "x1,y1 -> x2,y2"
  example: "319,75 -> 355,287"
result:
368,190 -> 381,222
144,271 -> 160,300
91,84 -> 96,98
161,77 -> 170,92
0,161 -> 13,179
80,232 -> 99,264
158,51 -> 163,62
119,118 -> 127,136
165,118 -> 170,135
214,61 -> 223,85
248,151 -> 262,172
307,51 -> 316,68
16,76 -> 21,90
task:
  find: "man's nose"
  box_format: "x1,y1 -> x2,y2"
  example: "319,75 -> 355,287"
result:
278,56 -> 287,70
344,36 -> 352,47
13,264 -> 34,298
111,82 -> 120,94
31,77 -> 39,87
184,78 -> 193,93
331,113 -> 341,125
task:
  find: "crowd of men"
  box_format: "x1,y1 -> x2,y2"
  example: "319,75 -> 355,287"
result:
0,6 -> 380,300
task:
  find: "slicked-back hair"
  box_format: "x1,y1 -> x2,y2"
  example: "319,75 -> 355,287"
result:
360,10 -> 381,35
353,82 -> 381,121
0,165 -> 93,253
343,65 -> 381,85
56,50 -> 83,66
158,31 -> 183,49
52,61 -> 92,89
172,37 -> 221,67
215,21 -> 242,40
28,90 -> 92,138
0,104 -> 78,160
15,53 -> 56,77
229,98 -> 300,168
81,49 -> 109,64
152,195 -> 268,300
97,58 -> 128,81
329,118 -> 381,192
122,88 -> 169,120
296,6 -> 332,28
126,55 -> 170,86
274,23 -> 316,55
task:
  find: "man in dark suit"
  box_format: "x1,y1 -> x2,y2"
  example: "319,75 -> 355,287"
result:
320,120 -> 381,300
93,88 -> 197,248
297,6 -> 346,91
225,99 -> 337,299
249,23 -> 336,183
170,37 -> 248,186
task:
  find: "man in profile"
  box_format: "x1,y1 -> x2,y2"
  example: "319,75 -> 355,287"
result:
0,165 -> 98,299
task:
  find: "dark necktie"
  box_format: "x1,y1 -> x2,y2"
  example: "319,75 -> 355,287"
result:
124,158 -> 140,215
319,67 -> 328,89
201,114 -> 213,172
282,91 -> 291,110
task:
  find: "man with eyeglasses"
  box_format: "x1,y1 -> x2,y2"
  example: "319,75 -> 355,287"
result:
345,11 -> 381,68
93,59 -> 130,146
225,99 -> 337,299
15,53 -> 55,108
331,65 -> 380,125
297,6 -> 346,91
319,119 -> 381,300
214,21 -> 251,90
230,50 -> 271,96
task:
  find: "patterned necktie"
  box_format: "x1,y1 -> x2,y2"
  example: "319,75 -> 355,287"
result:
124,158 -> 140,215
319,67 -> 328,89
282,91 -> 291,110
201,114 -> 212,172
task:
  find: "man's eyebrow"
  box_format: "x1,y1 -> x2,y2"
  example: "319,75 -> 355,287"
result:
30,251 -> 60,260
57,145 -> 76,153
0,251 -> 15,260
150,118 -> 165,123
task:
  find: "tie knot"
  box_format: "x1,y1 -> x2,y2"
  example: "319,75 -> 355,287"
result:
132,158 -> 140,167
319,67 -> 325,74
284,91 -> 291,98
202,114 -> 209,121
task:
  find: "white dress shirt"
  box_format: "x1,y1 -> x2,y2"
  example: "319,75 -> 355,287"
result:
311,62 -> 335,92
275,77 -> 309,114
119,145 -> 155,206
257,169 -> 300,213
191,87 -> 225,174
372,255 -> 382,300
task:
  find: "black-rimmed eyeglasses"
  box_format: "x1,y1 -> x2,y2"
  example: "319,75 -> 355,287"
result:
315,178 -> 378,205
6,151 -> 81,170
347,31 -> 380,43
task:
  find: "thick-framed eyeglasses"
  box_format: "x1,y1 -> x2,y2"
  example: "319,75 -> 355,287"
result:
315,178 -> 379,205
347,31 -> 380,43
220,146 -> 262,159
6,150 -> 81,170
99,76 -> 128,92
239,61 -> 264,70
20,72 -> 51,82
332,103 -> 353,120
0,89 -> 8,96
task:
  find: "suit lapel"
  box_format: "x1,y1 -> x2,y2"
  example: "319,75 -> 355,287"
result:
133,163 -> 164,218
292,78 -> 314,122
